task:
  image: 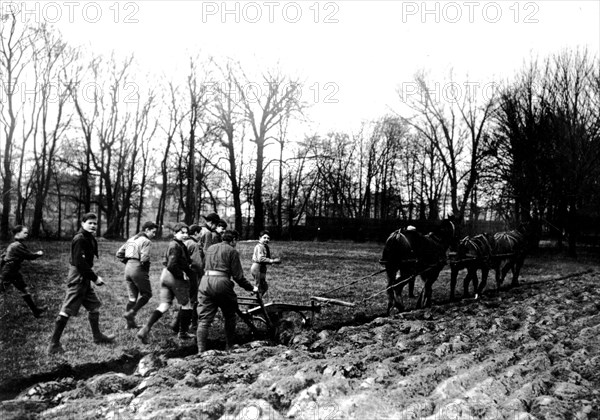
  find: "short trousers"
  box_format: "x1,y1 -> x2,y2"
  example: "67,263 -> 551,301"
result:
60,266 -> 102,316
159,268 -> 190,306
0,265 -> 27,293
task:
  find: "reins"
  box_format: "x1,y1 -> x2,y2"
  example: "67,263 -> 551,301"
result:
359,261 -> 444,304
319,268 -> 387,297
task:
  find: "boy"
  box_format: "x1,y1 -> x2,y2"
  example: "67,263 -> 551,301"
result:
47,213 -> 115,355
197,230 -> 258,352
250,230 -> 281,300
137,223 -> 195,343
0,225 -> 46,317
118,221 -> 159,329
214,220 -> 227,243
172,223 -> 203,334
200,213 -> 220,252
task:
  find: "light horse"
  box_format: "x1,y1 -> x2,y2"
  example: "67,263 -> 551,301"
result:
380,220 -> 455,314
449,233 -> 495,300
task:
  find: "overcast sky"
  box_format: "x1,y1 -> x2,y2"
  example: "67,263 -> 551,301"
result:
37,0 -> 600,132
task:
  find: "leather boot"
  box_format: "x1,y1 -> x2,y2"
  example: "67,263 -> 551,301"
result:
178,309 -> 195,340
137,310 -> 163,344
224,316 -> 237,350
123,300 -> 138,329
88,312 -> 115,344
197,325 -> 209,352
125,300 -> 136,312
190,303 -> 198,332
47,315 -> 68,355
22,294 -> 47,318
170,309 -> 181,333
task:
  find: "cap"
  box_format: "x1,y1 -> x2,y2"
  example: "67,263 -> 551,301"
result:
173,222 -> 189,233
204,213 -> 220,223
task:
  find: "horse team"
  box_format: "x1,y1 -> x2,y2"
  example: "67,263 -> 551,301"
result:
381,220 -> 531,315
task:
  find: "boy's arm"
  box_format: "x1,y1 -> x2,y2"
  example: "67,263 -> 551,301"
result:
254,244 -> 278,264
139,238 -> 151,264
230,250 -> 254,292
12,242 -> 42,261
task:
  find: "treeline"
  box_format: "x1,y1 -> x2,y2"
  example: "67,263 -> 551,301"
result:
1,13 -> 599,257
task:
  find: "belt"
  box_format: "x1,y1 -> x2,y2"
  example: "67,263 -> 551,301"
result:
206,270 -> 228,276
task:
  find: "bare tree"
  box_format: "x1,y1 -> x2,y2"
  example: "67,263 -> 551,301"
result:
236,67 -> 305,236
0,12 -> 37,239
134,102 -> 158,233
28,26 -> 77,237
284,135 -> 321,236
171,57 -> 214,225
399,71 -> 495,224
156,81 -> 182,237
208,60 -> 246,232
70,53 -> 156,238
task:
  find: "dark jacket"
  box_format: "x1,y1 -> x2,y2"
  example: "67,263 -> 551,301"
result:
1,240 -> 41,272
163,239 -> 193,280
70,229 -> 99,282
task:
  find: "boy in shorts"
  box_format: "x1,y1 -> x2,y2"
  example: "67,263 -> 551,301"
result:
47,213 -> 115,355
137,223 -> 195,343
0,225 -> 46,317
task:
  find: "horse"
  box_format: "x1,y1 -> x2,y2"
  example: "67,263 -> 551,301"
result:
449,233 -> 495,300
476,223 -> 531,295
380,220 -> 455,315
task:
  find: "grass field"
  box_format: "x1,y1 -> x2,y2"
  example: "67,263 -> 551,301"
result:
0,238 -> 596,399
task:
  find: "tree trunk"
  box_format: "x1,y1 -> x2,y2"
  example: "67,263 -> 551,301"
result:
253,140 -> 265,236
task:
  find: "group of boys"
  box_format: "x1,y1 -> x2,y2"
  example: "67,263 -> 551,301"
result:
0,212 -> 282,355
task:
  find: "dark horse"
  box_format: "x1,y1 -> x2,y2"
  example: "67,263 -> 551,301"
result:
380,220 -> 455,315
449,233 -> 495,300
476,223 -> 532,295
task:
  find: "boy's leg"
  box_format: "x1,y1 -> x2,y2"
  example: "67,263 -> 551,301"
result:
197,295 -> 218,352
137,308 -> 165,344
189,271 -> 199,331
222,302 -> 238,350
124,275 -> 138,317
258,272 -> 269,300
47,271 -> 84,354
170,307 -> 181,333
88,311 -> 115,344
22,293 -> 47,318
83,281 -> 115,344
178,305 -> 195,340
137,283 -> 172,344
125,270 -> 152,329
9,273 -> 47,317
47,314 -> 69,355
174,279 -> 194,340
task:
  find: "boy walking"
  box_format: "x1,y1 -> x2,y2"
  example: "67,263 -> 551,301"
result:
172,224 -> 203,334
47,213 -> 115,355
0,225 -> 47,317
118,221 -> 159,329
137,223 -> 195,343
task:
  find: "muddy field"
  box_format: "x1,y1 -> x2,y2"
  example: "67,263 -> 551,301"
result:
1,252 -> 599,419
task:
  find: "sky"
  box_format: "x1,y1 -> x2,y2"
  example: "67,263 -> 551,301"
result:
9,0 -> 600,133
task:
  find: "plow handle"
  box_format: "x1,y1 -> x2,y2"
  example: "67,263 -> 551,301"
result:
311,296 -> 356,307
